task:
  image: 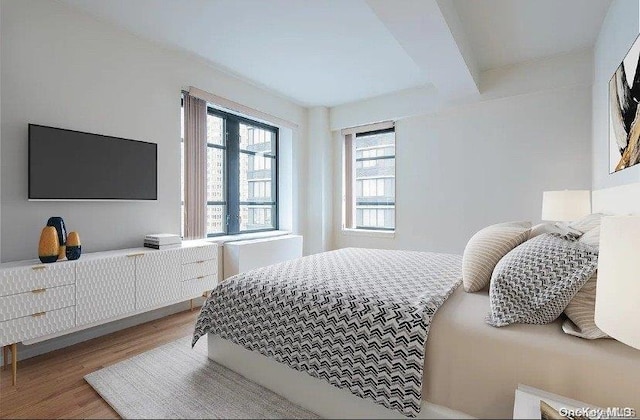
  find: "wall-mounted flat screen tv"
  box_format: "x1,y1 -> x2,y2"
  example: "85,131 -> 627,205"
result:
29,124 -> 158,200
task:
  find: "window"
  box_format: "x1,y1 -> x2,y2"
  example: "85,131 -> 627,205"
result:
343,123 -> 395,231
182,103 -> 278,237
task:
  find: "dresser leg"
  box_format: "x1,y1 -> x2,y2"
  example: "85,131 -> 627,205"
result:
190,299 -> 194,311
2,346 -> 7,371
11,344 -> 17,386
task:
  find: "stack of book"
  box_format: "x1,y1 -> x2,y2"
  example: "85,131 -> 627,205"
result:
144,234 -> 182,250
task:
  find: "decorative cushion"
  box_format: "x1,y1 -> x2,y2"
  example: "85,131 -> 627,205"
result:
462,222 -> 531,292
568,213 -> 604,234
529,222 -> 577,239
562,276 -> 609,339
487,233 -> 598,327
561,226 -> 608,339
577,226 -> 600,248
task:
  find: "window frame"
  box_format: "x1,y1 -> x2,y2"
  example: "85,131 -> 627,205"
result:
204,111 -> 227,236
182,100 -> 279,238
343,123 -> 396,233
208,107 -> 279,237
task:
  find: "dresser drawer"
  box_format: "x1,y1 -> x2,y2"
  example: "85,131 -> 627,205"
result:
0,263 -> 75,297
181,244 -> 217,264
182,259 -> 217,282
182,275 -> 217,299
0,306 -> 76,347
0,285 -> 75,322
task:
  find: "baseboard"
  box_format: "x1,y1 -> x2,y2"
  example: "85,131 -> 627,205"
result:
0,297 -> 204,364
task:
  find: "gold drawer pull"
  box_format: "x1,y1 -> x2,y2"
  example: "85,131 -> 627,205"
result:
32,265 -> 46,271
127,253 -> 145,258
31,288 -> 47,294
197,276 -> 205,280
197,260 -> 205,264
31,311 -> 46,318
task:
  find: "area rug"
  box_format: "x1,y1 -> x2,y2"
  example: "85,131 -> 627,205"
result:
84,336 -> 318,419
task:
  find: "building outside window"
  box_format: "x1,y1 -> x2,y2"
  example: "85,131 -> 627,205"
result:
343,123 -> 395,231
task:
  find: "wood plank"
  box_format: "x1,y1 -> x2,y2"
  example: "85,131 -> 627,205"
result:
0,309 -> 199,419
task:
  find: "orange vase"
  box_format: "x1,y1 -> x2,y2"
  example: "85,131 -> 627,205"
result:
38,226 -> 59,263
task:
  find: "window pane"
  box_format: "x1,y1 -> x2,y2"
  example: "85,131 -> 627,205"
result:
207,114 -> 224,145
239,152 -> 274,203
352,130 -> 395,230
207,205 -> 225,235
239,123 -> 275,155
207,147 -> 225,202
240,205 -> 274,231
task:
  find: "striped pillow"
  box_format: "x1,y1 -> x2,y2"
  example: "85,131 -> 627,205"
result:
562,226 -> 608,339
462,222 -> 531,292
562,274 -> 609,339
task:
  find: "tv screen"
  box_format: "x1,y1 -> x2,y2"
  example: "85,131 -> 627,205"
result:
29,124 -> 157,200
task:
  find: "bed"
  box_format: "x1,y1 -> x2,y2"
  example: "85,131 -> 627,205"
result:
193,184 -> 640,419
193,247 -> 463,417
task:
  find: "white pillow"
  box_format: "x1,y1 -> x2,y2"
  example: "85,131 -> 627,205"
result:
529,222 -> 574,239
568,213 -> 605,234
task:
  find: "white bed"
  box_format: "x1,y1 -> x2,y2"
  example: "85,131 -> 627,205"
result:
207,286 -> 640,419
203,183 -> 640,419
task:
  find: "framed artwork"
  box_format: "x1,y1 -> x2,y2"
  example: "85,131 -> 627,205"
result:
609,33 -> 640,173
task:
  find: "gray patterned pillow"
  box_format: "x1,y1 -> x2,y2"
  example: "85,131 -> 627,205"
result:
487,233 -> 598,327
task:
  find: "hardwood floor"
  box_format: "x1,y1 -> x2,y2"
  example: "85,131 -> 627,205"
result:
0,309 -> 199,419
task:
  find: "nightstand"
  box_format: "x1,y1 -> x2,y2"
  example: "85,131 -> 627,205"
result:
513,384 -> 602,419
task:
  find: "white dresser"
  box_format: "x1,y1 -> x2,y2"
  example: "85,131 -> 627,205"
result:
0,240 -> 218,385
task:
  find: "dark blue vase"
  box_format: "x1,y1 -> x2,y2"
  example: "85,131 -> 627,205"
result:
66,246 -> 82,260
46,217 -> 67,260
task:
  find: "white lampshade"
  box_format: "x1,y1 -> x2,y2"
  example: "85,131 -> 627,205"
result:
595,216 -> 640,349
541,190 -> 591,222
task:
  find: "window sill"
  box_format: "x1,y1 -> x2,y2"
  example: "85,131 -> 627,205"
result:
205,230 -> 292,245
341,228 -> 395,239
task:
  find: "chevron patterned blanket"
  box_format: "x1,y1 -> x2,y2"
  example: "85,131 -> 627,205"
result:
192,248 -> 462,417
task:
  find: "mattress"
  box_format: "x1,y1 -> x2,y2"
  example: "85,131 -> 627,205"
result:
423,286 -> 640,419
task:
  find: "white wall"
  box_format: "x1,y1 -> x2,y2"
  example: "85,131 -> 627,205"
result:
331,54 -> 593,254
0,2 -> 2,263
305,107 -> 333,254
0,0 -> 307,262
592,0 -> 640,189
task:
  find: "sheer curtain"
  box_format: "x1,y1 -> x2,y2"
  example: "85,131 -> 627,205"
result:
183,93 -> 207,239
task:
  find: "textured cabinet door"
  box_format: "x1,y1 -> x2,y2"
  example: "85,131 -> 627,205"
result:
76,256 -> 135,326
0,263 -> 75,297
0,285 -> 75,322
135,250 -> 182,310
0,306 -> 76,347
182,244 -> 217,264
182,275 -> 218,299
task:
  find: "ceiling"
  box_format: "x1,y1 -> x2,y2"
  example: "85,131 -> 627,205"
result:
62,0 -> 428,107
453,0 -> 612,71
63,0 -> 612,107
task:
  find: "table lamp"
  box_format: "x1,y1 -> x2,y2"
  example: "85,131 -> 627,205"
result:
595,216 -> 640,350
541,190 -> 591,222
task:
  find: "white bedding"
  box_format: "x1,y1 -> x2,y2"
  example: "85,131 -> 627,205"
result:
423,286 -> 640,418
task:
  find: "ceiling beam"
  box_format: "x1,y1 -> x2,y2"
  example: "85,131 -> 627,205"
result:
366,0 -> 480,99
